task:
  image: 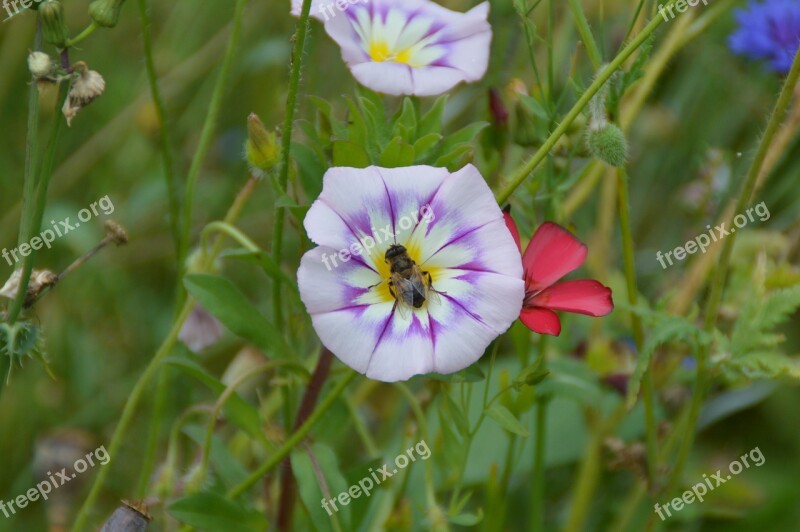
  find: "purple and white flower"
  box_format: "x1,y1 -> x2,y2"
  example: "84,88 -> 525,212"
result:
294,0 -> 492,96
297,165 -> 524,382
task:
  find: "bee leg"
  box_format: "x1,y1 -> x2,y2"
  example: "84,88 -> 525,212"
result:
387,281 -> 397,300
423,271 -> 447,295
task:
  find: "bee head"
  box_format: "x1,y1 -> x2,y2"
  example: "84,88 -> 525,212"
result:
385,244 -> 407,262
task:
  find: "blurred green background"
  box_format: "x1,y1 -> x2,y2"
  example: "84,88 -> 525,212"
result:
0,0 -> 798,530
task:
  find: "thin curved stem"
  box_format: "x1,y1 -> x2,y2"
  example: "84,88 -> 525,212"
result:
65,22 -> 99,48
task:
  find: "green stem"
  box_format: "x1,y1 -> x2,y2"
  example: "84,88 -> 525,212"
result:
226,370 -> 357,499
448,343 -> 499,512
137,0 -> 182,264
565,403 -> 627,531
134,0 -> 182,498
529,335 -> 548,531
7,27 -> 42,322
495,10 -> 667,204
271,0 -> 314,329
65,22 -> 99,48
667,46 -> 800,494
136,366 -> 170,497
7,83 -> 67,324
180,0 -> 248,273
564,411 -> 603,532
616,168 -> 658,481
394,383 -> 439,513
71,300 -> 195,531
531,397 -> 549,531
567,0 -> 603,69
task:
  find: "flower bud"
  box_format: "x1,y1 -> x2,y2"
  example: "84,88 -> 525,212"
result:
39,1 -> 69,48
89,0 -> 127,28
245,113 -> 281,177
27,51 -> 54,79
586,123 -> 628,168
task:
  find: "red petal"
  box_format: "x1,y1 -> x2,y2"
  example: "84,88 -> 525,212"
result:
530,280 -> 614,317
520,306 -> 562,336
502,206 -> 521,252
523,222 -> 587,292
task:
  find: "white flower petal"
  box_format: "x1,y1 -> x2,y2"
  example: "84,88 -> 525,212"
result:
321,0 -> 492,96
299,164 -> 524,382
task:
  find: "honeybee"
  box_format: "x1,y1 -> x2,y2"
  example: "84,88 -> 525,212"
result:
383,244 -> 440,317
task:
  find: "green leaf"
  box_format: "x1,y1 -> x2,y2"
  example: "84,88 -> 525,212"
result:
378,137 -> 415,167
723,351 -> 800,381
731,286 -> 800,357
275,195 -> 310,218
292,141 -> 325,199
417,95 -> 447,137
333,140 -> 372,168
439,122 -> 490,153
413,132 -> 442,157
434,144 -> 474,170
292,444 -> 352,532
423,364 -> 485,383
184,273 -> 290,357
164,358 -> 267,444
437,403 -> 465,471
448,510 -> 484,526
537,357 -> 604,406
391,97 -> 417,143
443,391 -> 470,436
168,492 -> 268,531
217,249 -> 298,293
485,405 -> 528,437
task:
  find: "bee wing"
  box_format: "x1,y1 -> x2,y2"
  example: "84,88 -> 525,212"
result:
414,266 -> 441,305
391,275 -> 416,305
425,286 -> 441,305
393,298 -> 412,320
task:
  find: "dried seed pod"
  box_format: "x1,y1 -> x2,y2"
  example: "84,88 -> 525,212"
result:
62,64 -> 106,126
100,501 -> 151,532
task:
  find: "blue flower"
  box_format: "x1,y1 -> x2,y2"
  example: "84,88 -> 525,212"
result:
728,0 -> 800,73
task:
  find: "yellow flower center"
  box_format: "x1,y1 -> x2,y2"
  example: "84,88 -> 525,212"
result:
369,40 -> 414,65
368,240 -> 442,307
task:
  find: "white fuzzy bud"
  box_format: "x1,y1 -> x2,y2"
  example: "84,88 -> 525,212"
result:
27,51 -> 54,79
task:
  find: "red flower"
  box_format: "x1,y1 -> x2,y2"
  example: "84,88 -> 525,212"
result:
503,209 -> 613,336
